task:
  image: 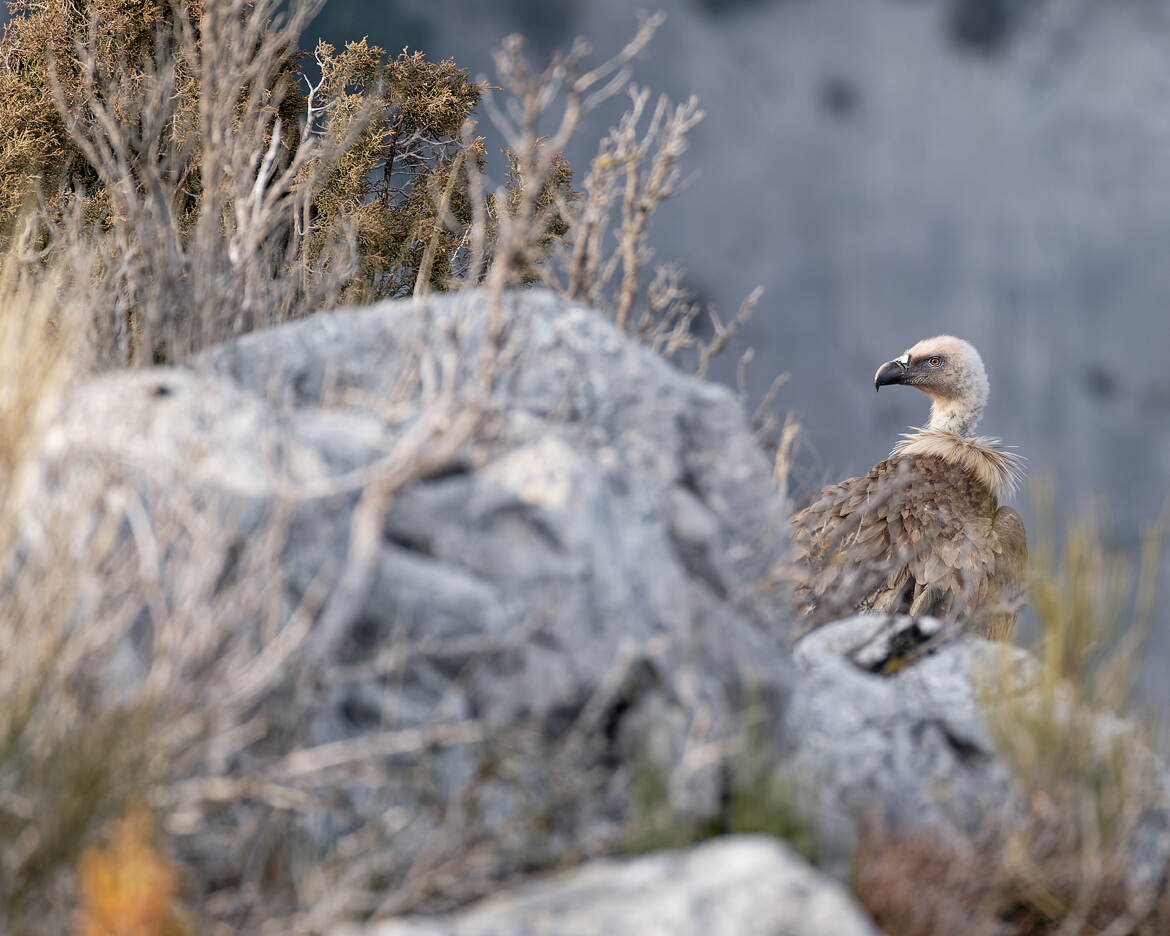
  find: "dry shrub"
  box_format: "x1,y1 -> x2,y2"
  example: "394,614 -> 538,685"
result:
854,808 -> 1169,936
0,0 -> 552,363
5,0 -> 345,360
0,234 -> 199,933
304,40 -> 485,302
853,824 -> 1002,936
3,0 -> 753,373
462,14 -> 760,372
0,3 -> 772,931
0,248 -> 487,932
0,238 -> 102,935
0,190 -> 477,933
0,389 -> 269,931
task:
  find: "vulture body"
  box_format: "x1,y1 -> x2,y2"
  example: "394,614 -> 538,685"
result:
791,336 -> 1027,639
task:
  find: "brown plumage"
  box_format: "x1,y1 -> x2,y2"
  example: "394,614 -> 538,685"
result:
791,335 -> 1027,639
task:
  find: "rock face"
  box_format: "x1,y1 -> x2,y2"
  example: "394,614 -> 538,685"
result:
200,288 -> 795,756
38,288 -> 796,909
200,289 -> 797,843
339,835 -> 883,936
786,615 -> 1027,874
788,614 -> 1170,891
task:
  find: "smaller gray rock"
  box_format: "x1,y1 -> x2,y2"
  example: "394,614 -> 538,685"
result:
787,615 -> 1035,874
337,836 -> 883,936
788,613 -> 1170,901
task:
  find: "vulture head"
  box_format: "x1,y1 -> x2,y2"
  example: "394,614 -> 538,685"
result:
874,335 -> 990,437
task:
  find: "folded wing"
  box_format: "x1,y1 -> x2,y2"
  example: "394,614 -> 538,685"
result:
790,453 -> 1026,638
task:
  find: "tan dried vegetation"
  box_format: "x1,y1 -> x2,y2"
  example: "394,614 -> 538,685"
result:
0,0 -> 757,932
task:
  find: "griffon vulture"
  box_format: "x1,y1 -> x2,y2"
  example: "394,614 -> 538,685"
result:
790,336 -> 1026,639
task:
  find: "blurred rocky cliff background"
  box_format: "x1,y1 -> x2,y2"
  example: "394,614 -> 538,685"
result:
300,0 -> 1170,703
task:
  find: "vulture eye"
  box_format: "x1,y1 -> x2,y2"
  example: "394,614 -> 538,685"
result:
927,357 -> 943,369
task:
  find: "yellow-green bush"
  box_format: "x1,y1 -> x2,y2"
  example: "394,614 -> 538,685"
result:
0,0 -> 575,360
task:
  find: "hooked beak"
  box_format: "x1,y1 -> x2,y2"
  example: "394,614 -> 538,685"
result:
874,359 -> 908,391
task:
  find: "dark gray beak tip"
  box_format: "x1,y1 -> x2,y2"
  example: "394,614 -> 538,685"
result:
874,360 -> 906,391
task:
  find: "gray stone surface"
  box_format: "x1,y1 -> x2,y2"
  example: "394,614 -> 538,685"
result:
198,287 -> 796,747
37,288 -> 797,903
789,614 -> 1170,884
338,836 -> 883,936
788,616 -> 1024,872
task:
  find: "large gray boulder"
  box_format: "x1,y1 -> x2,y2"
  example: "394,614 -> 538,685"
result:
34,288 -> 797,914
338,836 -> 883,936
199,288 -> 795,748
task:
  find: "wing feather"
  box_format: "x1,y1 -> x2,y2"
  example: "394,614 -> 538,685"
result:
978,506 -> 1029,640
791,453 -> 1025,637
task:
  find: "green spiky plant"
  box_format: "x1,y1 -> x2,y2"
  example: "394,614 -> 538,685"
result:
0,0 -> 576,361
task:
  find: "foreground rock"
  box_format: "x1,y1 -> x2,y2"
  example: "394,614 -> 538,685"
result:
35,289 -> 796,914
338,836 -> 882,936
